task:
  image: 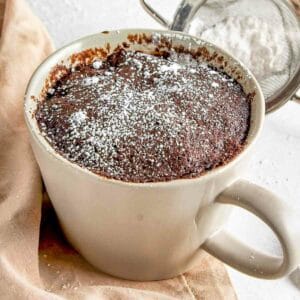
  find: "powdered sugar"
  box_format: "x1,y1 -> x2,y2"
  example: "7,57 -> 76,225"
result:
160,63 -> 182,74
211,82 -> 219,88
69,110 -> 87,125
82,76 -> 99,86
190,15 -> 288,81
92,60 -> 102,69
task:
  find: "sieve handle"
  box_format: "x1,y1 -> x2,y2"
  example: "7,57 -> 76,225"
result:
292,89 -> 300,103
140,0 -> 208,30
139,0 -> 170,28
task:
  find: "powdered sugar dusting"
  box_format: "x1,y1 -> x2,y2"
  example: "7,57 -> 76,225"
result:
36,49 -> 251,182
92,60 -> 102,69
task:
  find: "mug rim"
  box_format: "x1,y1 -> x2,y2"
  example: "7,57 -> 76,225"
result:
24,28 -> 265,187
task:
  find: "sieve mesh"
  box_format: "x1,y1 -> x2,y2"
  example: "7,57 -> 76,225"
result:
186,0 -> 300,103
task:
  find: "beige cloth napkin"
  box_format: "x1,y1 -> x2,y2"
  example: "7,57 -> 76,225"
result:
0,0 -> 237,299
291,0 -> 300,15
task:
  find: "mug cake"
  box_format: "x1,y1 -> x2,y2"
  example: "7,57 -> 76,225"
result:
35,42 -> 251,182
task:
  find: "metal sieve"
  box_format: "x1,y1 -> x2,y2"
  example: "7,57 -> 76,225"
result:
140,0 -> 300,113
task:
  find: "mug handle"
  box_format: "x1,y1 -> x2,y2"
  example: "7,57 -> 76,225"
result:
202,179 -> 300,279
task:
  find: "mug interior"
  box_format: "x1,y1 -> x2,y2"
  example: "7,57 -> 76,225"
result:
24,29 -> 265,186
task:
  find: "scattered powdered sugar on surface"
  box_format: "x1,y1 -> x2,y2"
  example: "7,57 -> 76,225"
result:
36,49 -> 250,182
160,63 -> 182,75
92,60 -> 102,69
69,110 -> 87,125
82,76 -> 99,86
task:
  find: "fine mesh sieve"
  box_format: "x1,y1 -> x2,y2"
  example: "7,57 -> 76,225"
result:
140,0 -> 300,112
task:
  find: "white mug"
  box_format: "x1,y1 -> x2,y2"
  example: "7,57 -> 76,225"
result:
24,29 -> 300,281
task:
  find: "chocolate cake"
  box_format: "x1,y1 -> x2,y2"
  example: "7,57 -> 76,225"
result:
35,48 -> 251,182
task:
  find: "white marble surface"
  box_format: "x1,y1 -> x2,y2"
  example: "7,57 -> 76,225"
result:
26,0 -> 300,299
